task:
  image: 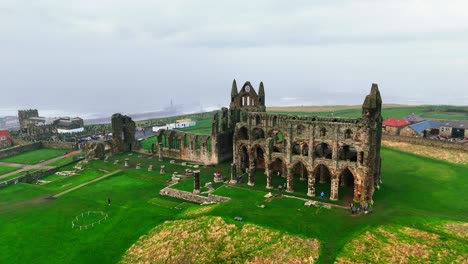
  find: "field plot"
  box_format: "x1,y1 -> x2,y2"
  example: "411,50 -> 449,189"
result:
0,148 -> 70,165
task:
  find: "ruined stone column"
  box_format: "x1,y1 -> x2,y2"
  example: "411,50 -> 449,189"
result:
330,177 -> 339,200
307,173 -> 315,196
248,161 -> 255,186
158,143 -> 163,161
266,168 -> 273,189
148,165 -> 153,172
286,167 -> 294,193
160,165 -> 166,174
230,163 -> 237,184
193,170 -> 201,194
124,158 -> 130,168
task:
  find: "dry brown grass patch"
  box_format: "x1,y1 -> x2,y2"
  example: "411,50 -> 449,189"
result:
382,140 -> 468,164
335,224 -> 467,263
121,216 -> 319,264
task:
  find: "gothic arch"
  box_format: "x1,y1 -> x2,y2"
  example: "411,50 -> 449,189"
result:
252,127 -> 265,140
315,142 -> 332,159
237,126 -> 249,140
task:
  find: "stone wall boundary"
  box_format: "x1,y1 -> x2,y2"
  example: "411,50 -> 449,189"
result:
0,157 -> 84,189
0,142 -> 42,159
383,134 -> 468,151
159,186 -> 230,204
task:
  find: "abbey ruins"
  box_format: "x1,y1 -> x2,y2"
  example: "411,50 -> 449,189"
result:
152,80 -> 383,205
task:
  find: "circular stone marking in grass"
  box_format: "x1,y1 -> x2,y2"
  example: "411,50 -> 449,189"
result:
72,211 -> 108,230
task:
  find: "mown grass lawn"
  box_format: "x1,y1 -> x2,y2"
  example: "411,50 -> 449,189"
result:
0,165 -> 18,176
0,148 -> 70,165
0,147 -> 466,263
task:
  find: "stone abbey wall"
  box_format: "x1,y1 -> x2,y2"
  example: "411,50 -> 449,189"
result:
149,80 -> 382,205
232,83 -> 383,205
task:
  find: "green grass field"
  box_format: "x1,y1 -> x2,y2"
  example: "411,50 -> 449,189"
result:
269,105 -> 468,120
0,147 -> 465,263
0,165 -> 19,176
0,148 -> 70,165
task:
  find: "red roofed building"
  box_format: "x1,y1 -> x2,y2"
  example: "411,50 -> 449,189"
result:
382,117 -> 410,135
0,130 -> 13,149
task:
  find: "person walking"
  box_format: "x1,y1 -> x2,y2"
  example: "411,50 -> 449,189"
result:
108,198 -> 111,206
320,191 -> 325,199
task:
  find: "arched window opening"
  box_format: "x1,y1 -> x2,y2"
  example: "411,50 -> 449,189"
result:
252,128 -> 265,140
315,143 -> 332,159
237,127 -> 249,140
272,116 -> 278,126
345,129 -> 353,139
339,145 -> 357,162
320,127 -> 327,137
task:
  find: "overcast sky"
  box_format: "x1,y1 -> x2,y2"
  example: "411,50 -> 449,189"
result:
1,0 -> 467,117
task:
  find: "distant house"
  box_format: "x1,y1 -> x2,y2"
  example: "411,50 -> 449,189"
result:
152,119 -> 196,132
0,130 -> 13,149
400,120 -> 440,138
382,117 -> 410,135
404,113 -> 425,124
439,121 -> 468,139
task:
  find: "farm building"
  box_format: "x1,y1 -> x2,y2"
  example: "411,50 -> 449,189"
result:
403,113 -> 424,124
439,121 -> 468,139
0,130 -> 13,149
382,117 -> 410,135
399,120 -> 440,138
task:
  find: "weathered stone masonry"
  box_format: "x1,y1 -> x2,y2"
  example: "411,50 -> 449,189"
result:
232,83 -> 383,205
152,79 -> 382,205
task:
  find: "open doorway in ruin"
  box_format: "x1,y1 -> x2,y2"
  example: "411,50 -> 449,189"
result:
251,145 -> 265,172
340,168 -> 356,205
240,145 -> 249,173
291,161 -> 308,194
314,164 -> 332,199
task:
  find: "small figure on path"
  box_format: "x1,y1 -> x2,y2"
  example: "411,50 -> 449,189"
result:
320,191 -> 325,199
108,198 -> 111,206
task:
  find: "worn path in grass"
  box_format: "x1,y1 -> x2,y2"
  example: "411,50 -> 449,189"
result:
53,169 -> 122,198
0,150 -> 81,180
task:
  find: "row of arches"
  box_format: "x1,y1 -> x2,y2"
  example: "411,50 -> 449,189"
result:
238,141 -> 358,162
237,145 -> 359,201
158,131 -> 212,152
237,126 -> 355,142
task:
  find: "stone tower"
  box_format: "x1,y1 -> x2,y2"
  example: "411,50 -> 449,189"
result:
18,109 -> 39,133
111,113 -> 138,152
361,83 -> 383,204
229,80 -> 266,128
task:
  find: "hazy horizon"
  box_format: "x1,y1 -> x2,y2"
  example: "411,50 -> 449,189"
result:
1,1 -> 467,117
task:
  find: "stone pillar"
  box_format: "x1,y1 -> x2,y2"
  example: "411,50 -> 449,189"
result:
124,158 -> 130,168
286,167 -> 294,193
248,161 -> 255,186
230,163 -> 237,184
266,168 -> 273,189
158,143 -> 163,161
193,170 -> 201,194
160,165 -> 166,174
307,173 -> 315,196
148,165 -> 153,172
330,177 -> 339,200
319,166 -> 326,183
135,163 -> 141,169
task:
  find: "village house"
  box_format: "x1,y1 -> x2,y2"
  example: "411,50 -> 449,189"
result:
382,117 -> 410,135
